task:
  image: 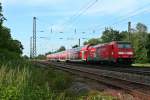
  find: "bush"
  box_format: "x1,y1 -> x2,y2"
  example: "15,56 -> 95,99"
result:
0,60 -> 115,100
0,49 -> 21,61
0,60 -> 73,100
0,65 -> 29,99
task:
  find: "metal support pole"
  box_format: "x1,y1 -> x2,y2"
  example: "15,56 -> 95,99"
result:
33,17 -> 37,58
79,38 -> 80,47
128,22 -> 131,41
75,28 -> 77,34
30,37 -> 33,58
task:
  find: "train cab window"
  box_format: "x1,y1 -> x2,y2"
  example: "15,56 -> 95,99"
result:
125,44 -> 132,48
118,43 -> 132,48
118,44 -> 124,48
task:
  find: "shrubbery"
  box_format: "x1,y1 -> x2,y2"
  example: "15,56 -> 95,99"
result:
0,60 -> 116,100
0,60 -> 73,99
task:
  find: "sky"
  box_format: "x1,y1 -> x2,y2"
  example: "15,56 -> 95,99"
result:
1,0 -> 150,56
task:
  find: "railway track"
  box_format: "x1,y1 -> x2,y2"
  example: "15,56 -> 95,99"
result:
36,61 -> 150,100
58,62 -> 150,76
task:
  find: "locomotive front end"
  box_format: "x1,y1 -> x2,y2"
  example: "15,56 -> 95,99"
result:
116,41 -> 134,64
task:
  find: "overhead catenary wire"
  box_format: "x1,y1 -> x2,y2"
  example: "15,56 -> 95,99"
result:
66,1 -> 150,35
76,3 -> 150,36
61,0 -> 99,32
101,9 -> 149,32
35,0 -> 99,34
34,1 -> 150,36
36,18 -> 54,34
68,0 -> 98,25
62,0 -> 97,25
92,2 -> 150,31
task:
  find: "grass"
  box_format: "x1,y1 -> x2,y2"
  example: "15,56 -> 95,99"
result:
81,91 -> 116,100
132,63 -> 150,67
0,60 -> 115,100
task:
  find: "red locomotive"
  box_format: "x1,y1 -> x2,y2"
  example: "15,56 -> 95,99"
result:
46,41 -> 134,64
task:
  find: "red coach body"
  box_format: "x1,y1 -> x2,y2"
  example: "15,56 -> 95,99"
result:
46,41 -> 134,64
87,41 -> 134,63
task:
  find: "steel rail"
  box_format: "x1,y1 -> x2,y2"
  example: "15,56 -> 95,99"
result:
36,61 -> 150,99
59,62 -> 150,76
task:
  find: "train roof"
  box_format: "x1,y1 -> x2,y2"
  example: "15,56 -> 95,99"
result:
116,41 -> 131,44
93,43 -> 108,48
93,41 -> 131,48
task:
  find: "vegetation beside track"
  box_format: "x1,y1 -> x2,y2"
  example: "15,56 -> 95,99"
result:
0,60 -> 115,100
132,63 -> 150,67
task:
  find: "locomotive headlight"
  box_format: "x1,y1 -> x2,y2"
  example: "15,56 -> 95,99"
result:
126,52 -> 133,55
118,52 -> 124,54
118,52 -> 133,55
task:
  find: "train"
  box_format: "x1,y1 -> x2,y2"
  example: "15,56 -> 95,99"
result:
46,41 -> 134,64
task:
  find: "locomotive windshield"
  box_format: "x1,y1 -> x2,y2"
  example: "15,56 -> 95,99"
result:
118,43 -> 132,48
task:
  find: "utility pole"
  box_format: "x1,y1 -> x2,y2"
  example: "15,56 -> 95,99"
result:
51,28 -> 53,33
75,28 -> 77,34
128,22 -> 131,41
51,24 -> 53,33
33,17 -> 37,58
30,37 -> 33,58
93,30 -> 95,34
112,29 -> 114,41
78,38 -> 80,47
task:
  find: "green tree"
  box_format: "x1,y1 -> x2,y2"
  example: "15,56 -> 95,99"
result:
45,51 -> 52,55
136,23 -> 147,33
134,36 -> 148,63
72,45 -> 79,48
132,23 -> 149,63
0,26 -> 23,55
0,3 -> 6,29
84,38 -> 101,45
120,31 -> 129,41
146,34 -> 150,62
101,28 -> 124,43
57,46 -> 66,52
0,3 -> 23,60
9,40 -> 24,54
23,55 -> 29,59
45,46 -> 66,55
36,54 -> 46,59
0,26 -> 11,48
